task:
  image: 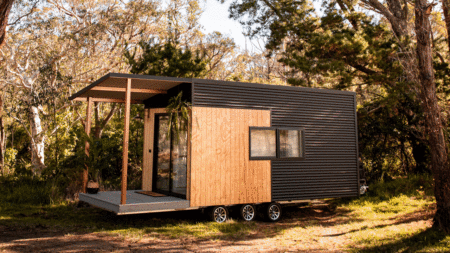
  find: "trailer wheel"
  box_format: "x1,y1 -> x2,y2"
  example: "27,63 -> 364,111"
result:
265,202 -> 282,222
210,206 -> 228,223
240,204 -> 256,221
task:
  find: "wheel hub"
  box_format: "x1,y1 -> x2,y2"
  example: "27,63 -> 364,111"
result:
242,205 -> 255,221
269,205 -> 280,220
214,207 -> 227,223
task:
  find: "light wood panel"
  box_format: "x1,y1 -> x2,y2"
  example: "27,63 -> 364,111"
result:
91,86 -> 167,94
73,97 -> 142,104
121,79 -> 132,205
82,97 -> 93,193
190,107 -> 271,207
142,108 -> 166,191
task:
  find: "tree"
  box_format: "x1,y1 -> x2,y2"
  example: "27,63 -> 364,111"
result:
125,39 -> 208,78
0,0 -> 161,174
0,0 -> 14,48
200,32 -> 237,79
227,0 -> 450,232
414,0 -> 450,231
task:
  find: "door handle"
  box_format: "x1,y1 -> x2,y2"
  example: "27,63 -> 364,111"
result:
149,149 -> 152,153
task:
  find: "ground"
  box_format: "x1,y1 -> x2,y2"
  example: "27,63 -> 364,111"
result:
1,197 -> 447,253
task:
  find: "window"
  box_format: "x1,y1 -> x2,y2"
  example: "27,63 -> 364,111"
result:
250,127 -> 305,160
279,129 -> 303,158
249,128 -> 277,159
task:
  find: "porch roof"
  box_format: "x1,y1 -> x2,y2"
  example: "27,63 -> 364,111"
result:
69,73 -> 193,104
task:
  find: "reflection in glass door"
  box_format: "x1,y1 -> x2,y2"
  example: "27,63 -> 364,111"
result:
153,114 -> 187,198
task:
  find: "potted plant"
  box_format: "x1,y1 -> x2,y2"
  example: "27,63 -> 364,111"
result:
86,168 -> 100,194
166,91 -> 191,143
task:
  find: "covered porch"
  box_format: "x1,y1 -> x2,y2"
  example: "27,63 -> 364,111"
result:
70,73 -> 193,214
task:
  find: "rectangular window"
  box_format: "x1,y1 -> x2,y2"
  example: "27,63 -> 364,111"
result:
249,128 -> 277,159
250,127 -> 305,160
278,129 -> 303,158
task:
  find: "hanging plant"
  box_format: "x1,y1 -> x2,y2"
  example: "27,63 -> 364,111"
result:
166,91 -> 191,143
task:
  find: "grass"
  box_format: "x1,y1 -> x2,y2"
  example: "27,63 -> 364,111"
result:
0,174 -> 449,252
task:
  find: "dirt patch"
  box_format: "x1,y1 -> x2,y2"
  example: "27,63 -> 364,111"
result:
0,229 -> 342,252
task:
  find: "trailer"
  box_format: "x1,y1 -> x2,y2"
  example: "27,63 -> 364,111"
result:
70,73 -> 359,222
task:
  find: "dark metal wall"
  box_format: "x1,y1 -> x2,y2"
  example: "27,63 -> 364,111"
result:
144,83 -> 192,108
192,80 -> 359,201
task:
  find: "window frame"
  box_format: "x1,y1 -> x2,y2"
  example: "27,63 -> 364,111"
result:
249,126 -> 306,161
248,127 -> 278,160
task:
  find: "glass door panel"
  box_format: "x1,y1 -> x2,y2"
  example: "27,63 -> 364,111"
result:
154,115 -> 170,192
171,129 -> 187,196
153,114 -> 187,198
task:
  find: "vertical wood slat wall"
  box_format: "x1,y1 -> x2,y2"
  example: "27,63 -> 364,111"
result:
190,107 -> 271,207
142,108 -> 166,192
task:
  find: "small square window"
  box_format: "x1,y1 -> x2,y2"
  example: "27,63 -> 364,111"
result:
279,129 -> 303,158
250,128 -> 276,159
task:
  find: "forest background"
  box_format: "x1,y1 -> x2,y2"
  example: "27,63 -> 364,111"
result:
0,0 -> 449,233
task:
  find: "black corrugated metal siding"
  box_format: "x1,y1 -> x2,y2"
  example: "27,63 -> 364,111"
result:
192,81 -> 358,201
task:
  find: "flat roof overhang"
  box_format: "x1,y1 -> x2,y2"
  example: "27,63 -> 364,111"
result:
69,73 -> 193,104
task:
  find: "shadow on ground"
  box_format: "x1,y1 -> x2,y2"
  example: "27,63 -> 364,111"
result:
0,201 -> 355,243
0,200 -> 441,252
355,227 -> 448,253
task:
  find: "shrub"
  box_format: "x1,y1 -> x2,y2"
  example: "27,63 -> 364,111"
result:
368,173 -> 434,200
0,175 -> 63,205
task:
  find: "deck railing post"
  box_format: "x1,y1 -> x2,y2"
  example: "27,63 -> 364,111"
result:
83,97 -> 93,193
121,79 -> 132,204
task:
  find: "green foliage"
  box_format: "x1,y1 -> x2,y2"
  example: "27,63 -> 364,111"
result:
63,104 -> 144,190
358,90 -> 430,181
230,0 -> 403,87
367,174 -> 434,200
166,91 -> 191,143
0,175 -> 63,205
73,129 -> 118,182
228,0 -> 444,181
124,39 -> 208,78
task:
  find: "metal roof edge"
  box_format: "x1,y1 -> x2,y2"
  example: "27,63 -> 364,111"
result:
69,73 -> 111,100
108,73 -> 194,83
191,78 -> 356,96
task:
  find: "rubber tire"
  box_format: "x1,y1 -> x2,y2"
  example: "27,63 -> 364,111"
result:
209,206 -> 229,223
240,204 -> 256,221
265,202 -> 282,222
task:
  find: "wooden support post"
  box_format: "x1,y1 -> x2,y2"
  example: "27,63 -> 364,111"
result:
121,79 -> 132,204
83,97 -> 93,193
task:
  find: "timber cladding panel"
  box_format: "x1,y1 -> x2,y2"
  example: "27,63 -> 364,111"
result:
190,107 -> 271,207
142,108 -> 166,192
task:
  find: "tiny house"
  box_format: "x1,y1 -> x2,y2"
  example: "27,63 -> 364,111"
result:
71,73 -> 359,222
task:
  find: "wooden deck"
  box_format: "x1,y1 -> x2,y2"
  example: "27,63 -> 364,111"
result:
79,190 -> 191,215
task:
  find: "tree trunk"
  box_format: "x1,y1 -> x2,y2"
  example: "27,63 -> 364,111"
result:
93,103 -> 116,139
29,106 -> 45,175
0,0 -> 15,48
415,0 -> 450,233
442,0 -> 450,54
0,94 -> 4,176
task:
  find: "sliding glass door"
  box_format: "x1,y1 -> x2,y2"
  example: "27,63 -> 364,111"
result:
153,114 -> 187,198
